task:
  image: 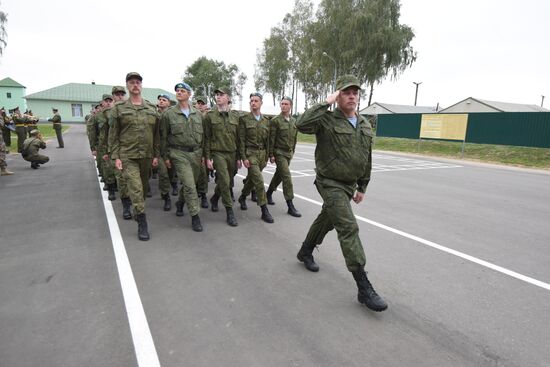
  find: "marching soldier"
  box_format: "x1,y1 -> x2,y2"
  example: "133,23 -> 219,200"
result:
160,82 -> 204,232
266,96 -> 301,217
21,130 -> 49,169
1,107 -> 12,147
96,94 -> 116,200
195,95 -> 210,209
156,94 -> 178,210
109,72 -> 160,241
203,87 -> 240,227
295,75 -> 387,312
237,92 -> 274,223
48,107 -> 64,148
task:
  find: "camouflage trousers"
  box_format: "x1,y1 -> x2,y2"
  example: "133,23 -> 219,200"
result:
121,158 -> 152,215
267,154 -> 294,201
304,180 -> 366,272
24,154 -> 50,165
99,152 -> 116,185
170,149 -> 201,216
54,124 -> 64,148
196,164 -> 209,195
212,151 -> 237,208
15,126 -> 26,153
241,149 -> 268,206
0,140 -> 6,169
113,159 -> 129,199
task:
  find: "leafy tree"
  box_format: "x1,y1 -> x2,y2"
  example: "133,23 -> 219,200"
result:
0,3 -> 7,57
183,56 -> 240,106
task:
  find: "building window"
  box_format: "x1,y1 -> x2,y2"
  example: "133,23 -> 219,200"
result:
6,92 -> 11,98
71,103 -> 83,117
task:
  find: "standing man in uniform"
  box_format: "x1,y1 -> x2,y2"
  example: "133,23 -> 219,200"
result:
21,130 -> 49,169
109,72 -> 160,241
160,82 -> 204,232
48,108 -> 64,148
12,107 -> 28,153
295,75 -> 387,312
156,94 -> 178,210
203,87 -> 240,227
1,107 -> 12,148
25,110 -> 39,137
237,92 -> 274,223
266,96 -> 301,217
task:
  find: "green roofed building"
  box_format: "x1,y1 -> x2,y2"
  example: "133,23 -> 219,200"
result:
0,77 -> 27,111
25,82 -> 175,122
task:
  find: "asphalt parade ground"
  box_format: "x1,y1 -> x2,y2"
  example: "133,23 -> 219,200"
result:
1,124 -> 549,367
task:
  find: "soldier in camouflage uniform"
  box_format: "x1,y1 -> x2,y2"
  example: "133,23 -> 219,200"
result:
160,82 -> 204,232
109,72 -> 160,241
266,96 -> 301,218
0,110 -> 14,175
96,94 -> 116,200
295,75 -> 387,312
203,87 -> 240,227
194,96 -> 210,209
108,86 -> 131,217
1,107 -> 12,147
156,94 -> 178,211
237,92 -> 274,223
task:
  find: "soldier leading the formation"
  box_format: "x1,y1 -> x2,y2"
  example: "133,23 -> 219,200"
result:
48,107 -> 64,148
109,72 -> 160,241
295,75 -> 388,312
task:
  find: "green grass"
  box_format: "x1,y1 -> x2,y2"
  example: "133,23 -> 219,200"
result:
6,125 -> 69,153
297,134 -> 550,169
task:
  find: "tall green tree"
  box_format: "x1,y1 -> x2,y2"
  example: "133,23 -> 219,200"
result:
183,56 -> 240,106
0,3 -> 7,57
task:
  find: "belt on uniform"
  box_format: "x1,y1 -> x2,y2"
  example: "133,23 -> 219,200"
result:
170,144 -> 199,152
15,124 -> 26,127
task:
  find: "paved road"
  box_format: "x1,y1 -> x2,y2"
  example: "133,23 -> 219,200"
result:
1,124 -> 549,367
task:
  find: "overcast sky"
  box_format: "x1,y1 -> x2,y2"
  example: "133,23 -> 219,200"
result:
1,0 -> 549,114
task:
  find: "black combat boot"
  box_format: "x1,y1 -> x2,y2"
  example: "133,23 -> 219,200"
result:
251,190 -> 257,202
210,193 -> 219,212
238,195 -> 248,210
230,188 -> 235,202
31,162 -> 39,169
171,182 -> 178,196
162,193 -> 171,211
225,207 -> 238,227
352,269 -> 388,312
191,215 -> 203,232
286,200 -> 302,217
103,183 -> 109,191
121,198 -> 132,220
266,190 -> 275,205
136,213 -> 150,241
175,201 -> 184,216
297,242 -> 319,272
152,169 -> 158,179
146,185 -> 152,198
260,205 -> 274,223
200,193 -> 209,209
108,184 -> 116,201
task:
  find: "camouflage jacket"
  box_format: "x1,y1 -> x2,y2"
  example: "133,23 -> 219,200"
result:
269,114 -> 297,158
160,105 -> 204,161
203,107 -> 240,160
238,112 -> 270,161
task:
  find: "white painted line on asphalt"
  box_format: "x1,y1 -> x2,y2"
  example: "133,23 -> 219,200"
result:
237,172 -> 550,291
96,172 -> 161,367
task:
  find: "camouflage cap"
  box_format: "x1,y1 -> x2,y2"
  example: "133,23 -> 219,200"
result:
214,87 -> 231,96
52,107 -> 58,112
29,129 -> 40,136
112,86 -> 126,94
336,75 -> 362,91
102,94 -> 113,101
195,96 -> 207,103
125,72 -> 143,82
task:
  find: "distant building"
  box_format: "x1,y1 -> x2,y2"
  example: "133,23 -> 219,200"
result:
25,82 -> 175,122
0,77 -> 27,111
439,97 -> 548,113
359,102 -> 437,115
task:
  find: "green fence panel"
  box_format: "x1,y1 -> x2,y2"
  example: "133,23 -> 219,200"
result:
466,112 -> 550,148
375,114 -> 421,138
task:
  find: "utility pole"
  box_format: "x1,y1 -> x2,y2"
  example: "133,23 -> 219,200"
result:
413,81 -> 422,106
541,95 -> 545,108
